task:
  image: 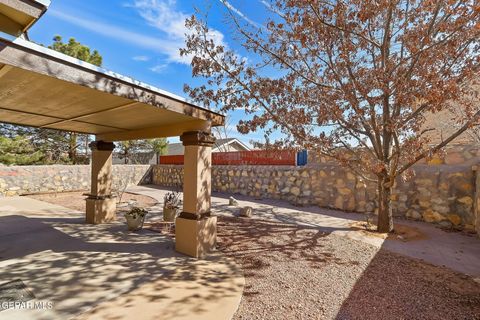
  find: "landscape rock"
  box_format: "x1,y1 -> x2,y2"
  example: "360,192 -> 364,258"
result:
229,196 -> 238,206
239,206 -> 253,218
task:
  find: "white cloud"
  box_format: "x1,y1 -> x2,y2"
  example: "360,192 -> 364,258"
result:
50,2 -> 231,66
49,9 -> 183,62
219,0 -> 262,29
128,0 -> 228,64
133,55 -> 150,61
150,64 -> 167,73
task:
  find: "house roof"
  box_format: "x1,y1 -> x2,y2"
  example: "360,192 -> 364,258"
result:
167,138 -> 250,155
0,21 -> 224,141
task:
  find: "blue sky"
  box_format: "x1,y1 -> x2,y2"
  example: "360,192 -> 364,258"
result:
28,0 -> 272,145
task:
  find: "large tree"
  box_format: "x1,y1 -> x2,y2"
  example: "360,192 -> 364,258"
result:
0,136 -> 43,165
182,0 -> 480,232
48,35 -> 103,66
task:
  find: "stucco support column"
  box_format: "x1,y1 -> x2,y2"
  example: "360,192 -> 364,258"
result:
175,131 -> 216,258
86,140 -> 116,224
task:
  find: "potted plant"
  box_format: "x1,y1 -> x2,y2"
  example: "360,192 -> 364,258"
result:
124,207 -> 148,231
163,191 -> 181,222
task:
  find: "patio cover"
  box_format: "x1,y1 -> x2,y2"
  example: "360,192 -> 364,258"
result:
0,33 -> 224,141
0,0 -> 224,258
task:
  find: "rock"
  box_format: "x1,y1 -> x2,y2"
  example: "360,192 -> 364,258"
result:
229,197 -> 238,206
438,220 -> 453,228
338,188 -> 351,196
365,202 -> 375,213
457,196 -> 473,207
334,196 -> 344,209
422,209 -> 445,223
447,214 -> 462,226
419,200 -> 431,208
290,186 -> 300,196
239,206 -> 252,217
407,209 -> 422,220
346,172 -> 356,180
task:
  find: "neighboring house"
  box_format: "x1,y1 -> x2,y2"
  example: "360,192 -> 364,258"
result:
112,138 -> 250,163
166,138 -> 250,155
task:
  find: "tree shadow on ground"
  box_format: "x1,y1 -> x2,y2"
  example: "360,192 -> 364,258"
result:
0,213 -> 242,320
217,216 -> 357,273
216,215 -> 480,320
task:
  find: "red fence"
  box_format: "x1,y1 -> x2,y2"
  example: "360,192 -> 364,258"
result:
159,155 -> 184,165
159,150 -> 299,166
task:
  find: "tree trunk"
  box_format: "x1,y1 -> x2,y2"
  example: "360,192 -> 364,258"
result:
377,177 -> 394,233
68,133 -> 77,164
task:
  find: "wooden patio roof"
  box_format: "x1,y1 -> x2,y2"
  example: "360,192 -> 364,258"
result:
0,30 -> 224,141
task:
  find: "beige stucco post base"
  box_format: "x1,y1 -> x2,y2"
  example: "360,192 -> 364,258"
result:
86,140 -> 116,224
175,131 -> 216,258
175,215 -> 217,258
86,197 -> 117,224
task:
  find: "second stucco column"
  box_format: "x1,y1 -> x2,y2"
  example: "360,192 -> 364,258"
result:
175,131 -> 216,258
86,140 -> 117,224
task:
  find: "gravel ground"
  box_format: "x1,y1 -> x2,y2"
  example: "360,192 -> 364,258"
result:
217,216 -> 480,320
27,191 -> 158,212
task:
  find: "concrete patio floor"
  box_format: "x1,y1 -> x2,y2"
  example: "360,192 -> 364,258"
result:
0,197 -> 244,320
129,185 -> 480,278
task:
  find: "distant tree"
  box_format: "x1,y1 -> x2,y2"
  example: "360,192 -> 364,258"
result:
116,138 -> 169,164
116,141 -> 135,164
0,35 -> 103,164
0,136 -> 43,165
148,138 -> 168,155
182,0 -> 480,233
49,35 -> 102,66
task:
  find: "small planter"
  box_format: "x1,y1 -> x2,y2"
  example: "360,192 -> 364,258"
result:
124,207 -> 148,231
163,191 -> 181,222
163,207 -> 178,222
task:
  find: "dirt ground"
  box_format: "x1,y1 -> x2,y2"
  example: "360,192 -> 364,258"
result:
349,221 -> 429,242
27,191 -> 158,212
217,216 -> 480,320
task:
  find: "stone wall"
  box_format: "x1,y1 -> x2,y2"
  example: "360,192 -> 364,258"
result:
474,166 -> 480,234
0,165 -> 151,196
307,144 -> 480,166
152,163 -> 478,232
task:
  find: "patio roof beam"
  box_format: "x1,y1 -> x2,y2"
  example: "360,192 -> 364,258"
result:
97,119 -> 211,141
